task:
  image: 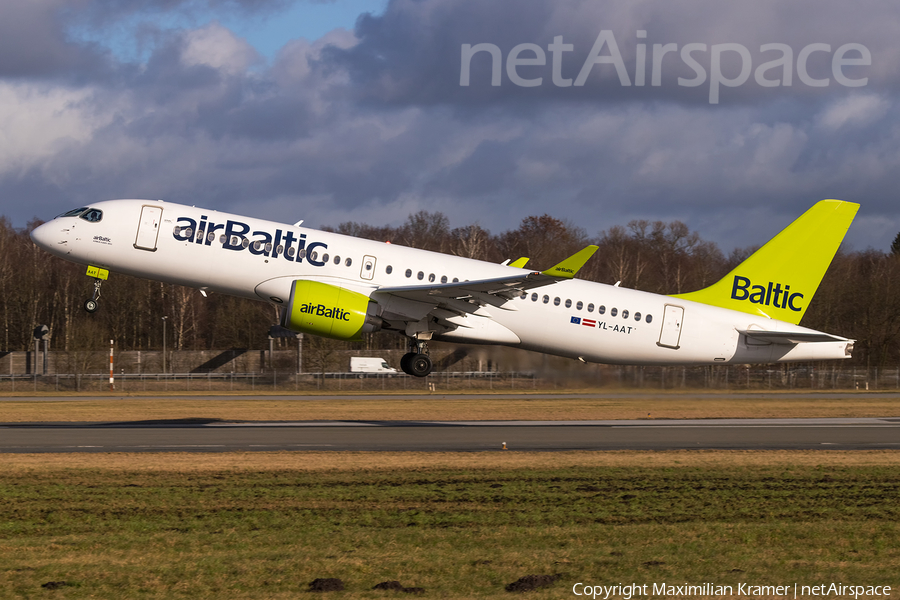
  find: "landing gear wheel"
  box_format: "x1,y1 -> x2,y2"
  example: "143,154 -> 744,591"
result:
409,354 -> 433,378
400,352 -> 417,375
84,277 -> 103,313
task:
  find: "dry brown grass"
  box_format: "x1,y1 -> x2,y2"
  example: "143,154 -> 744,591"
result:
0,391 -> 898,422
2,449 -> 900,473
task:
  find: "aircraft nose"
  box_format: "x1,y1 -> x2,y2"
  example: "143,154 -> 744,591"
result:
30,221 -> 66,254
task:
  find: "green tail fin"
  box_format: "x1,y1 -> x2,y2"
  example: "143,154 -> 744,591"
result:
672,200 -> 859,325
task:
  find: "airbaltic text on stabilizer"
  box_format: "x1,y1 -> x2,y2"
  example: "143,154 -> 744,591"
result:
572,582 -> 892,599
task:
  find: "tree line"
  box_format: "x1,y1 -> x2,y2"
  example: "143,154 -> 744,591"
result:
3,212 -> 898,367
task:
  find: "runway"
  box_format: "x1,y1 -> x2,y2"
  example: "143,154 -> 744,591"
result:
2,417 -> 899,452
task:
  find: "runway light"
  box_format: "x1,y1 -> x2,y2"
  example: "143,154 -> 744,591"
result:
502,442 -> 507,450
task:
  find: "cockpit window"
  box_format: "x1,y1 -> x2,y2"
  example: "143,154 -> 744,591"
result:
56,207 -> 103,221
58,207 -> 89,218
80,208 -> 103,222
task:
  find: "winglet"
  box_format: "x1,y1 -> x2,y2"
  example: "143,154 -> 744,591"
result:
509,257 -> 530,268
541,246 -> 598,279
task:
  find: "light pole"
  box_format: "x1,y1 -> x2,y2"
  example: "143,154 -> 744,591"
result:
161,316 -> 168,374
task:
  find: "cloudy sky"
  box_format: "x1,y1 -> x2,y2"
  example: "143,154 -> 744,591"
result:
2,0 -> 898,252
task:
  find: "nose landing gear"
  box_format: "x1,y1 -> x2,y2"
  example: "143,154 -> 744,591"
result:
84,278 -> 103,313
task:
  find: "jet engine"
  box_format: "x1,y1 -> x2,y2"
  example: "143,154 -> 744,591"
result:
281,280 -> 383,340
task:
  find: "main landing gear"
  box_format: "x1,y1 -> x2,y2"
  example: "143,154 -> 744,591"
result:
400,338 -> 433,377
84,278 -> 103,313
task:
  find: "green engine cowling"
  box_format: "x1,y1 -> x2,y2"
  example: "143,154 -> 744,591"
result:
281,280 -> 383,340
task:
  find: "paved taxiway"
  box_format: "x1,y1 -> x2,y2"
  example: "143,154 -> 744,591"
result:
2,417 -> 899,452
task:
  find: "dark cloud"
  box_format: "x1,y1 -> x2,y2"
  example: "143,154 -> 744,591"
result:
0,0 -> 898,253
0,1 -> 110,78
324,0 -> 899,108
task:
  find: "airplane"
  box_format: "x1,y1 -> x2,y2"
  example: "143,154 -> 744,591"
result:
30,199 -> 858,377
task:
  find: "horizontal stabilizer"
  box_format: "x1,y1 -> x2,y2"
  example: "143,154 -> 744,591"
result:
739,330 -> 849,345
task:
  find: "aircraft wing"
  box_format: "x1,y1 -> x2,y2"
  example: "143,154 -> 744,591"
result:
370,246 -> 598,324
375,246 -> 598,305
739,330 -> 850,345
377,271 -> 552,302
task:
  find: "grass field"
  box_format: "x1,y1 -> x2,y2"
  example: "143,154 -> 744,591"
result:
1,451 -> 899,599
1,391 -> 899,422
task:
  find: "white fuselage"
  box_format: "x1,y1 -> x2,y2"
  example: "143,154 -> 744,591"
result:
30,199 -> 852,365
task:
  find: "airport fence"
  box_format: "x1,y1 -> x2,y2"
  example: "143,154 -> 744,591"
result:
1,365 -> 898,393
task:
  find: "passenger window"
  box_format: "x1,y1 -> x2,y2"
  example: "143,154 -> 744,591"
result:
417,271 -> 424,280
598,305 -> 606,315
553,297 -> 561,306
565,299 -> 572,308
531,293 -> 538,302
576,301 -> 583,310
622,309 -> 629,319
646,314 -> 653,324
611,308 -> 618,317
587,303 -> 594,312
323,253 -> 330,262
441,275 -> 448,283
386,265 -> 393,274
345,258 -> 352,267
542,295 -> 550,304
634,312 -> 641,321
334,256 -> 340,265
405,269 -> 412,278
428,273 -> 435,282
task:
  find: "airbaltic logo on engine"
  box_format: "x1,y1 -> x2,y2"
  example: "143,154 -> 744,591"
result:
172,215 -> 328,266
299,302 -> 352,321
731,275 -> 803,311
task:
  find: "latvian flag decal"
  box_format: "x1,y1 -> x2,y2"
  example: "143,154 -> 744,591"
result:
570,316 -> 596,327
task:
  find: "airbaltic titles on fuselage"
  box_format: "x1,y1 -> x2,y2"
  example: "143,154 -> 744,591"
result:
173,215 -> 328,265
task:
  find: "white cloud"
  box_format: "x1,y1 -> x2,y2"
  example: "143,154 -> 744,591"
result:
181,22 -> 260,74
0,83 -> 108,176
817,94 -> 891,130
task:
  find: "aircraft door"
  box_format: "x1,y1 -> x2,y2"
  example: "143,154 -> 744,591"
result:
134,205 -> 162,251
657,304 -> 684,349
360,255 -> 377,280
